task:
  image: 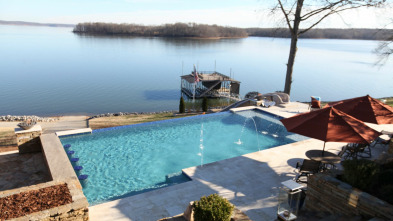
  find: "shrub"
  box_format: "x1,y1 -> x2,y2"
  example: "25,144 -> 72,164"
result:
378,185 -> 393,204
179,96 -> 185,113
378,169 -> 393,185
382,160 -> 393,170
202,97 -> 208,112
193,194 -> 234,221
342,159 -> 380,191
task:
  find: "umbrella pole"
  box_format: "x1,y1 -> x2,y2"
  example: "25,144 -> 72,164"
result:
322,142 -> 326,156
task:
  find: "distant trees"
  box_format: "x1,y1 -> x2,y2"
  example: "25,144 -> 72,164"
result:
73,22 -> 248,38
246,28 -> 392,40
73,22 -> 392,41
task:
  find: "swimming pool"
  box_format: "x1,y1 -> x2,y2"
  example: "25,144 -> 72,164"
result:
60,109 -> 305,205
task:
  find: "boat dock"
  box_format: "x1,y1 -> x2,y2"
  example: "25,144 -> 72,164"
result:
180,71 -> 241,100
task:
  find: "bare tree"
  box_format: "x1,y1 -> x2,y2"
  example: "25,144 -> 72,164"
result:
271,0 -> 386,95
376,37 -> 393,64
375,20 -> 393,64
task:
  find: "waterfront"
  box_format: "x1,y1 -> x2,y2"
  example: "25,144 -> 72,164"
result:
0,25 -> 392,116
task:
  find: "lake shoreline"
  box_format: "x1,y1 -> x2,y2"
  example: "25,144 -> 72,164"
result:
1,97 -> 391,120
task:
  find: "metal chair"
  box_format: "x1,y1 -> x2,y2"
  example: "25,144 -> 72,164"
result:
295,159 -> 322,183
341,143 -> 371,160
371,133 -> 392,147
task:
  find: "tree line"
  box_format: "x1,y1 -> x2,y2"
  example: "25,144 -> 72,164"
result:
73,22 -> 391,41
73,22 -> 247,38
246,28 -> 392,41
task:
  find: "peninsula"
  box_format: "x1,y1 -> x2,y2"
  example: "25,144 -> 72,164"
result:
73,22 -> 392,40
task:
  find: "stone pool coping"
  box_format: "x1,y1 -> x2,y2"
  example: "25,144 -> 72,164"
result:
40,134 -> 80,182
39,134 -> 89,209
56,128 -> 92,137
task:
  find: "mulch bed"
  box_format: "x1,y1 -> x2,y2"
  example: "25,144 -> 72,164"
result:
0,184 -> 72,220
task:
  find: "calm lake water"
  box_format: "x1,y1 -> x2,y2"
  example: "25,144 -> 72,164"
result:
1,25 -> 392,116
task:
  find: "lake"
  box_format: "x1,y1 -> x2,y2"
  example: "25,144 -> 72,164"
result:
0,25 -> 392,116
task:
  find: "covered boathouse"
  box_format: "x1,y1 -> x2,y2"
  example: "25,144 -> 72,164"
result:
180,71 -> 241,100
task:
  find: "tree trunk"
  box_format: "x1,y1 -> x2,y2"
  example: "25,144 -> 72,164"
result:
284,35 -> 299,95
283,0 -> 304,95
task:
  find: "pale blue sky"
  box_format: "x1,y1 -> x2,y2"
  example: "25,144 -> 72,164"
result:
0,0 -> 391,28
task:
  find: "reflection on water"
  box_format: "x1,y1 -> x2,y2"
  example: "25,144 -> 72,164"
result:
0,25 -> 392,116
144,89 -> 179,100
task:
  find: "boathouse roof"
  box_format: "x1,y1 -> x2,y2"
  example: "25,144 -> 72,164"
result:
180,71 -> 240,84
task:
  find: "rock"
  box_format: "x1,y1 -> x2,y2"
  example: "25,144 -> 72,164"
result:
0,115 -> 57,122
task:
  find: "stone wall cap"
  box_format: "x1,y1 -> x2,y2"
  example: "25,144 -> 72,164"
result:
15,125 -> 42,134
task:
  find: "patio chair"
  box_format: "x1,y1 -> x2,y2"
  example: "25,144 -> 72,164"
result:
371,131 -> 392,147
341,143 -> 371,160
295,159 -> 321,183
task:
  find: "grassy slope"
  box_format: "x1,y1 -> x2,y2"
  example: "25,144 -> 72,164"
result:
88,113 -> 192,130
384,97 -> 393,107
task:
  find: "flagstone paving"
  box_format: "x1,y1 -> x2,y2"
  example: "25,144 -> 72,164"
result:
0,151 -> 51,191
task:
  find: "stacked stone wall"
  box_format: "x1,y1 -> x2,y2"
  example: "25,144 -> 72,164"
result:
306,173 -> 393,220
16,130 -> 42,153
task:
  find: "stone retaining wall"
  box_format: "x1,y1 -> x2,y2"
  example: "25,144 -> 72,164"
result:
306,173 -> 393,220
15,125 -> 42,153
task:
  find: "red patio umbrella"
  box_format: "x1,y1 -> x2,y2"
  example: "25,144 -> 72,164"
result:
280,107 -> 381,154
325,95 -> 393,124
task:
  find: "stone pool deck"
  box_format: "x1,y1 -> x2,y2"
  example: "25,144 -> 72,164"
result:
89,103 -> 393,221
0,150 -> 51,191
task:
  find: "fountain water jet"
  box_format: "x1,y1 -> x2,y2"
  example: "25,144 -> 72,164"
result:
236,113 -> 260,151
199,123 -> 204,167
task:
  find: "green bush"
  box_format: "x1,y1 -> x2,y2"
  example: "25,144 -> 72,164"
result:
179,96 -> 185,113
193,194 -> 234,221
382,160 -> 393,170
342,159 -> 380,191
202,97 -> 208,112
378,169 -> 393,185
378,185 -> 393,204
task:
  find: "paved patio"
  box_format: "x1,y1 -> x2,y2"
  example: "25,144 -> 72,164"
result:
88,103 -> 392,221
0,151 -> 51,191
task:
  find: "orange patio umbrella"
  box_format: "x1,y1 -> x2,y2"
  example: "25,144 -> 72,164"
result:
280,107 -> 381,155
325,95 -> 393,124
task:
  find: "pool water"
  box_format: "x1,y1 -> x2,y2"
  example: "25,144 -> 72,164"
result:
60,110 -> 305,205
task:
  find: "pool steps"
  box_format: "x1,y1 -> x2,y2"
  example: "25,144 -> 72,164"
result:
64,144 -> 89,187
56,128 -> 92,137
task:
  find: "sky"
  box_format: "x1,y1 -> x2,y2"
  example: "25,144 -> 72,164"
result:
0,0 -> 392,28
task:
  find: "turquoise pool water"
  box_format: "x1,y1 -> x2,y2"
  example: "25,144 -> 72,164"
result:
60,110 -> 305,205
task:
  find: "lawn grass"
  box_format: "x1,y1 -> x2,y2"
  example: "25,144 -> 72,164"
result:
88,112 -> 193,130
382,97 -> 393,107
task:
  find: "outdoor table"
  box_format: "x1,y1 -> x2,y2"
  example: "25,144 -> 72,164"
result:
305,150 -> 341,169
